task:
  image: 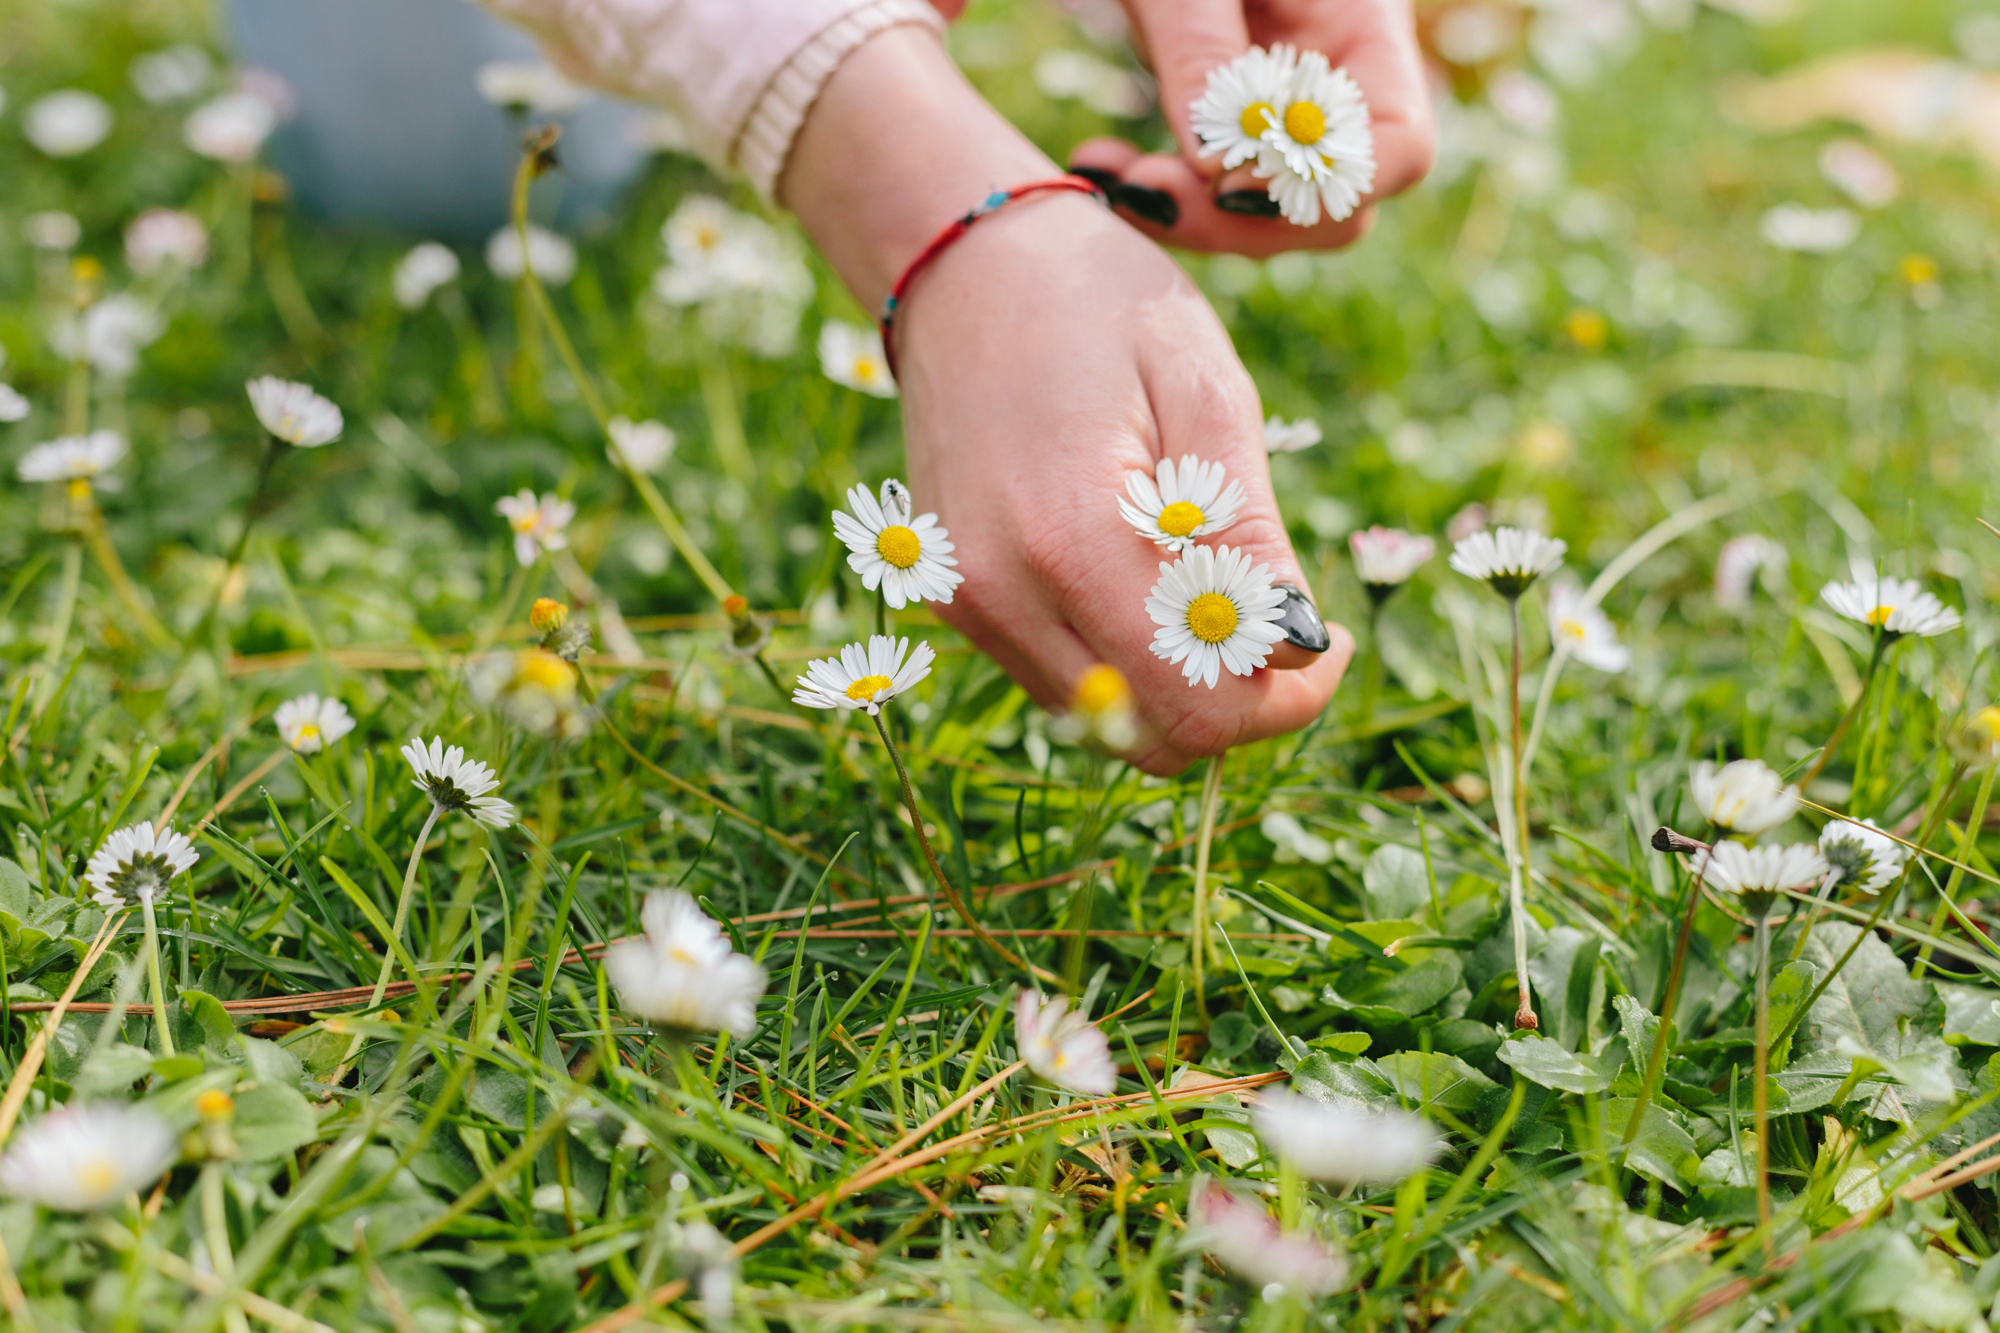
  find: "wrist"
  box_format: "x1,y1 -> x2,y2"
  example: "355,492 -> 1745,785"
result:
780,25 -> 1056,308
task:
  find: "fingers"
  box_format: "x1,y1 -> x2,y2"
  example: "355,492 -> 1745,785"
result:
1071,142 -> 1374,256
1121,0 -> 1252,173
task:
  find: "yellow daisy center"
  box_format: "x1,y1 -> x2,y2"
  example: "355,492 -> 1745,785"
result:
877,525 -> 922,569
694,224 -> 720,251
853,357 -> 878,383
76,1158 -> 119,1199
518,651 -> 576,692
846,674 -> 893,702
1239,101 -> 1275,137
668,945 -> 696,965
295,722 -> 320,744
67,477 -> 93,501
1073,664 -> 1129,715
1186,593 -> 1239,645
1157,501 -> 1205,538
1558,619 -> 1586,642
1866,605 -> 1894,627
1283,101 -> 1326,145
510,513 -> 538,533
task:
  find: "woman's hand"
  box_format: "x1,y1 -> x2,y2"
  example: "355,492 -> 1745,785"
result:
784,27 -> 1348,773
1071,0 -> 1435,257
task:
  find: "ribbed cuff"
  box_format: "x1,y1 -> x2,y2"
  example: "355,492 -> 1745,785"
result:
735,0 -> 945,202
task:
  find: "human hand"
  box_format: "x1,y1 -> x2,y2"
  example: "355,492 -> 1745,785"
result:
1069,0 -> 1434,257
784,27 -> 1350,773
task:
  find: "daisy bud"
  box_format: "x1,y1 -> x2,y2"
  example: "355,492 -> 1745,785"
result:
530,598 -> 570,634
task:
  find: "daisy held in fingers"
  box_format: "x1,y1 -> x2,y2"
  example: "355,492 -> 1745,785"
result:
605,891 -> 767,1037
86,822 -> 197,1056
1451,524 -> 1565,1030
1014,991 -> 1116,1096
274,693 -> 354,753
1705,839 -> 1830,1240
1118,455 -> 1245,553
0,1102 -> 175,1212
1190,44 -> 1376,226
1145,544 -> 1286,688
832,479 -> 961,614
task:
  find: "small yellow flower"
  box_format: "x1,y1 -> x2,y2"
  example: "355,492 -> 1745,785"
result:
530,598 -> 569,634
1564,307 -> 1608,350
195,1090 -> 235,1119
1899,253 -> 1939,285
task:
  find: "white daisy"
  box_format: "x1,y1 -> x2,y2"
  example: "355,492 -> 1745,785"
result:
607,416 -> 676,472
246,376 -> 343,448
1545,580 -> 1629,673
25,90 -> 114,157
1252,48 -> 1376,226
400,737 -> 515,829
84,821 -> 198,910
1250,1089 -> 1437,1185
1760,204 -> 1859,254
1014,992 -> 1116,1096
792,635 -> 937,716
486,224 -> 577,286
1819,818 -> 1904,895
392,241 -> 460,310
1447,525 -> 1566,599
605,891 -> 767,1036
1118,455 -> 1246,553
50,296 -> 164,379
1714,534 -> 1786,611
124,208 -> 209,275
494,489 -> 575,567
1190,1178 -> 1348,1298
652,197 -> 812,356
1190,45 -> 1295,170
23,211 -> 81,251
1262,416 -> 1322,454
1145,544 -> 1287,689
1821,567 -> 1961,640
130,45 -> 213,104
817,321 -> 896,398
183,90 -> 278,162
1689,759 -> 1797,836
831,480 -> 961,609
0,1103 -> 175,1212
473,60 -> 587,115
18,431 -> 125,486
0,385 -> 28,423
1349,526 -> 1434,599
273,694 -> 355,754
1703,840 -> 1829,917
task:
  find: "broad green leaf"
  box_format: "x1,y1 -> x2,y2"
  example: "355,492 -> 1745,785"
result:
1288,1051 -> 1395,1110
1793,923 -> 1962,1123
1369,1051 -> 1498,1115
1599,1098 -> 1700,1188
234,1082 -> 321,1161
1496,1033 -> 1621,1094
1363,844 -> 1432,920
1938,982 -> 2000,1046
1306,1031 -> 1372,1058
180,989 -> 237,1050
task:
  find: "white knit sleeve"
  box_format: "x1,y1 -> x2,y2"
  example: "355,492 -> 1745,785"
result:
473,0 -> 945,200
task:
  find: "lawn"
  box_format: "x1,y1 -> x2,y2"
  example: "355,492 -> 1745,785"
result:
3,0 -> 2000,1329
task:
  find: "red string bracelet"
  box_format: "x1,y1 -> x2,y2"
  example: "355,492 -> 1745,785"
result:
878,175 -> 1108,381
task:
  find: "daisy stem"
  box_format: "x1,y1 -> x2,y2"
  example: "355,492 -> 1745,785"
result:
141,896 -> 175,1058
342,803 -> 443,1067
1621,841 -> 1711,1148
81,503 -> 174,649
41,539 -> 83,671
1914,759 -> 1996,982
875,591 -> 887,638
188,434 -> 280,651
1190,753 -> 1226,1023
869,712 -> 1056,985
1507,596 -> 1537,1032
1786,870 -> 1842,963
1519,641 -> 1573,776
752,652 -> 788,703
1752,907 -> 1773,1249
1359,602 -> 1382,720
1799,633 -> 1887,790
500,150 -> 736,614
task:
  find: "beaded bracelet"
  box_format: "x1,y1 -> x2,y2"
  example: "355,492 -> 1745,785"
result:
877,175 -> 1109,381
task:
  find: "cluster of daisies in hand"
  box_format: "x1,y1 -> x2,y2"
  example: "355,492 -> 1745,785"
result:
1191,45 -> 1377,227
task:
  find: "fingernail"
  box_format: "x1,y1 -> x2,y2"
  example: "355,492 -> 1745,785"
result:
1067,164 -> 1122,193
1273,583 -> 1330,653
1215,189 -> 1281,219
1114,184 -> 1179,228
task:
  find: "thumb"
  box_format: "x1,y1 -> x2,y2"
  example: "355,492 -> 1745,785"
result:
1127,0 -> 1252,177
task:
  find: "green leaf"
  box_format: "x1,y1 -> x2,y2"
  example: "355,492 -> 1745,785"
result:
75,1043 -> 158,1096
152,1055 -> 205,1082
233,1081 -> 321,1161
1288,1051 -> 1395,1109
1207,1010 -> 1258,1060
1495,1033 -> 1621,1094
1939,982 -> 2000,1046
1793,923 -> 1961,1123
1306,1031 -> 1372,1058
0,858 -> 34,919
1363,844 -> 1432,921
1599,1098 -> 1700,1188
179,989 -> 237,1050
1369,1051 -> 1499,1115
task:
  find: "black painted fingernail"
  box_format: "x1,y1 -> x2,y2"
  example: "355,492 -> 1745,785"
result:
1215,189 -> 1282,219
1274,584 -> 1331,653
1067,164 -> 1122,193
1114,184 -> 1179,228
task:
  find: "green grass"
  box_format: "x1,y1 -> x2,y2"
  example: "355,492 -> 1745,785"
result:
3,0 -> 2000,1328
